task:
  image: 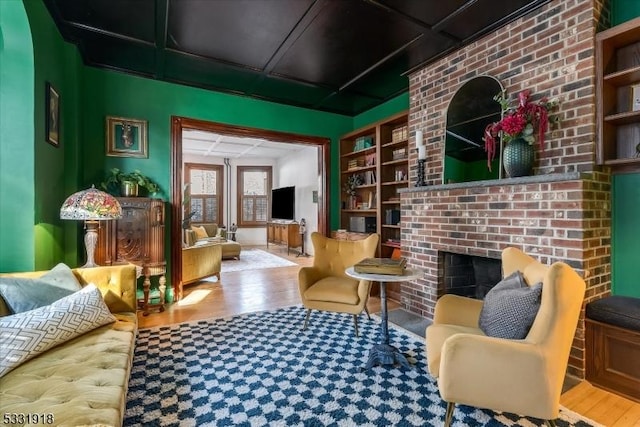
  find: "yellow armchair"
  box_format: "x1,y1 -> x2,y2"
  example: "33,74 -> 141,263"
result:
298,232 -> 379,336
425,247 -> 586,426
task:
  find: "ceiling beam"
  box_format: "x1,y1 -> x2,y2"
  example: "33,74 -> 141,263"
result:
154,0 -> 170,79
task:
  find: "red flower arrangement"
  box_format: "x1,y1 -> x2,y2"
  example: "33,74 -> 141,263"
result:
483,90 -> 559,171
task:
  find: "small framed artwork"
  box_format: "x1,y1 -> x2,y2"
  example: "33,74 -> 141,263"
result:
105,116 -> 148,158
632,84 -> 640,112
45,82 -> 60,147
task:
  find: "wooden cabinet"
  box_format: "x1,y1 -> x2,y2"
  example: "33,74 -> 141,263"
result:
596,16 -> 640,172
339,111 -> 408,257
96,197 -> 166,315
266,221 -> 301,255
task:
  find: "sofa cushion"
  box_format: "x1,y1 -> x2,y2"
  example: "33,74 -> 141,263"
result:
191,225 -> 209,239
0,284 -> 116,377
0,263 -> 85,314
304,276 -> 360,305
586,296 -> 640,332
479,271 -> 542,339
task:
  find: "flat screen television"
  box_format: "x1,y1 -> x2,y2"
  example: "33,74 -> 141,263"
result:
271,186 -> 295,221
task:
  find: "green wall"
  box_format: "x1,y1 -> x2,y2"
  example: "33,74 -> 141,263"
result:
612,174 -> 640,297
25,0 -> 83,270
610,3 -> 640,297
613,0 -> 640,24
0,1 -> 35,272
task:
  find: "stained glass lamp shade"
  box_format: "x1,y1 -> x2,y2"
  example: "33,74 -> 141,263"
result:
60,185 -> 122,268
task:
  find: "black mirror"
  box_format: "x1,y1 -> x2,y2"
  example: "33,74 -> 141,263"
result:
443,76 -> 503,183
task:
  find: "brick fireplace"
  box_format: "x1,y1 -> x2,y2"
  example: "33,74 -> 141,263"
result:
399,0 -> 612,379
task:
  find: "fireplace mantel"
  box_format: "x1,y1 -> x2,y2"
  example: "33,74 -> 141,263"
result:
400,172 -> 583,194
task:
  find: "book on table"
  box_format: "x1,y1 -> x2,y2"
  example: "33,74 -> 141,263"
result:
353,257 -> 407,275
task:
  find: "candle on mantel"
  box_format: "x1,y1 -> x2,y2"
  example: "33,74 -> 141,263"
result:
418,145 -> 426,160
416,130 -> 426,160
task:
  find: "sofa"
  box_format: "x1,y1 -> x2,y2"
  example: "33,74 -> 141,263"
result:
182,240 -> 222,285
188,223 -> 242,260
0,264 -> 137,427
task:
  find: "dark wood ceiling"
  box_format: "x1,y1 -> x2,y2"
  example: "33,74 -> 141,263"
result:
45,0 -> 549,116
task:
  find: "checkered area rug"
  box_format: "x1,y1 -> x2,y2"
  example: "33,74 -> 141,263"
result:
125,306 -> 599,426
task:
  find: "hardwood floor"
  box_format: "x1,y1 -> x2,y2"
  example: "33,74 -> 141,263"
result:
139,245 -> 639,426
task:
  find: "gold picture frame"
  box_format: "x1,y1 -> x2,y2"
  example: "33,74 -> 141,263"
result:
106,116 -> 148,158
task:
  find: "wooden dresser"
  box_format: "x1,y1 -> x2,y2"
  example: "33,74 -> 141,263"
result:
266,221 -> 301,255
96,197 -> 166,315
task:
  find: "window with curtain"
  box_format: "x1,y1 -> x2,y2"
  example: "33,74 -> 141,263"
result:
185,163 -> 223,225
237,166 -> 272,227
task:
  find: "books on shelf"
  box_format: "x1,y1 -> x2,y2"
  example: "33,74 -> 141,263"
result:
354,257 -> 407,275
391,125 -> 408,142
353,136 -> 374,151
348,159 -> 364,170
392,147 -> 407,160
363,170 -> 376,185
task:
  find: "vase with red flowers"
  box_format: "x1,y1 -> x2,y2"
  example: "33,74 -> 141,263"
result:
483,90 -> 559,177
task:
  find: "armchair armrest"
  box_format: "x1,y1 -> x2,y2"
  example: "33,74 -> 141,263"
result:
433,294 -> 483,327
298,267 -> 325,296
439,334 -> 556,419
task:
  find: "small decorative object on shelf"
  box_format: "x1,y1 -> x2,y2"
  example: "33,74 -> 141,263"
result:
483,89 -> 559,176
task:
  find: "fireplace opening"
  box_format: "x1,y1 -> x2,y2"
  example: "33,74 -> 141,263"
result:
442,252 -> 502,299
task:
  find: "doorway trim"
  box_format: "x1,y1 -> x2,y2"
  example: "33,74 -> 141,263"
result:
170,116 -> 330,300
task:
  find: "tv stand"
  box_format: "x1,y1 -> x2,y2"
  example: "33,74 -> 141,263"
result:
266,221 -> 301,255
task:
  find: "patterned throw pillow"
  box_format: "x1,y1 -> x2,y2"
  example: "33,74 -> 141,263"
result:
479,271 -> 543,339
191,225 -> 209,240
0,284 -> 116,377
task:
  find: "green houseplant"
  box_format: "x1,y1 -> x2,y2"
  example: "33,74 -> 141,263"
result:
101,168 -> 160,197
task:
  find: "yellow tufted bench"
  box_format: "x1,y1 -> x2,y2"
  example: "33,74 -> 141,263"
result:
0,264 -> 137,427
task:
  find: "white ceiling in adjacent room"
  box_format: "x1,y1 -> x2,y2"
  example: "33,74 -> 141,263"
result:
182,130 -> 307,159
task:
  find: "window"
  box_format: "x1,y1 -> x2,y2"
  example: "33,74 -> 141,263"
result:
237,166 -> 272,227
185,163 -> 223,225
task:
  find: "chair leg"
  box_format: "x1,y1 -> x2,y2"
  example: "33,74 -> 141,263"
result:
303,309 -> 311,331
353,315 -> 359,337
364,306 -> 371,320
444,401 -> 455,427
545,420 -> 557,427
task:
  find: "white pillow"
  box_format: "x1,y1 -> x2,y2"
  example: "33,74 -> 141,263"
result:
0,284 -> 116,377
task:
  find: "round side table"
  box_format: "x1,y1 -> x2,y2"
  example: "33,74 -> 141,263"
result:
346,266 -> 421,369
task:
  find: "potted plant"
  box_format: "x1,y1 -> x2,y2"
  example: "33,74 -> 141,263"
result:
343,174 -> 363,209
483,90 -> 559,177
101,168 -> 160,197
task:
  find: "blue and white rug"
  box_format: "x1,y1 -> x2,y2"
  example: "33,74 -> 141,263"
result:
125,306 -> 600,426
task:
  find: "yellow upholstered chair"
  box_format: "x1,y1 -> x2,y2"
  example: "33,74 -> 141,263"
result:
298,232 -> 379,336
425,247 -> 586,427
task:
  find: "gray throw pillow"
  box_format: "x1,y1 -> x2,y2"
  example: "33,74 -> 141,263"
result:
479,271 -> 542,339
0,263 -> 81,315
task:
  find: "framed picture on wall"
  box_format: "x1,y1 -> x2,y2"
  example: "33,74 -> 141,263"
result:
45,82 -> 60,147
105,116 -> 148,158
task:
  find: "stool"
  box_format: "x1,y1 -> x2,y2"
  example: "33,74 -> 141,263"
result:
586,295 -> 640,403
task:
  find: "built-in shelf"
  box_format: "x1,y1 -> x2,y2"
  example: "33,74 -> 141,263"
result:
339,111 -> 408,257
596,16 -> 640,173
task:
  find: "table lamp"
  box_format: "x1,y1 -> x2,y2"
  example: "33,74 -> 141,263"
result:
60,185 -> 122,268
